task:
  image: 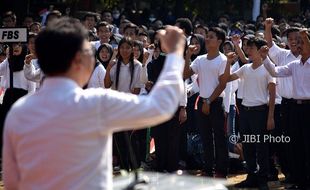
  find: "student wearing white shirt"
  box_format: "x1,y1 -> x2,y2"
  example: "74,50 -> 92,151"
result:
96,43 -> 113,69
24,32 -> 44,89
263,29 -> 310,190
264,18 -> 301,182
228,37 -> 276,190
104,37 -> 144,170
0,43 -> 36,162
183,27 -> 229,178
222,41 -> 240,154
2,17 -> 186,190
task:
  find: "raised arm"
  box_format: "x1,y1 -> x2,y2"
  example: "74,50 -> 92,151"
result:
260,45 -> 292,77
101,26 -> 187,131
264,18 -> 274,48
24,55 -> 42,83
231,34 -> 249,64
226,52 -> 240,82
183,45 -> 196,79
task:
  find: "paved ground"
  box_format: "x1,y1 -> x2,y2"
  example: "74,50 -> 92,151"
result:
0,172 -> 285,189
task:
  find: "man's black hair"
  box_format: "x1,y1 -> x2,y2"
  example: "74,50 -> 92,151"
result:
96,21 -> 112,31
83,12 -> 98,22
208,27 -> 226,47
35,17 -> 88,75
175,18 -> 193,36
284,27 -> 301,38
124,23 -> 139,35
247,37 -> 267,49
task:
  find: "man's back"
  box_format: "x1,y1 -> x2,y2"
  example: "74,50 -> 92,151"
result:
4,78 -> 113,189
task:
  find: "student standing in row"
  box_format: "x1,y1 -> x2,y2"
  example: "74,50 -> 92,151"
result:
264,18 -> 301,183
183,27 -> 229,178
263,29 -> 310,190
228,37 -> 276,190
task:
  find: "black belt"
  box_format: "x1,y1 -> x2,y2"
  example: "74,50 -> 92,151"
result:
281,97 -> 294,103
292,99 -> 310,105
242,105 -> 267,111
199,97 -> 223,103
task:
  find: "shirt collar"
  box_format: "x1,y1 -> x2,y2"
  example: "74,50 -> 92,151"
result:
288,51 -> 301,59
41,77 -> 80,91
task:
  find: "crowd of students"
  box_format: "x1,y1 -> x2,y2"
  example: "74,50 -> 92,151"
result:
0,6 -> 310,190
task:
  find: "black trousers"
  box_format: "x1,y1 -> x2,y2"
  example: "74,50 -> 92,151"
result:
0,88 -> 28,158
269,104 -> 286,177
279,97 -> 294,178
152,108 -> 181,172
195,97 -> 228,175
290,103 -> 310,187
239,105 -> 269,178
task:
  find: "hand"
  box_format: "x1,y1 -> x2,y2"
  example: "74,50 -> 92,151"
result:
267,116 -> 275,130
259,45 -> 269,60
24,54 -> 35,65
111,47 -> 118,59
107,60 -> 117,71
179,107 -> 187,124
264,18 -> 274,29
142,51 -> 150,65
231,34 -> 241,46
157,25 -> 186,56
186,45 -> 198,57
226,52 -> 237,65
148,44 -> 155,50
201,101 -> 210,116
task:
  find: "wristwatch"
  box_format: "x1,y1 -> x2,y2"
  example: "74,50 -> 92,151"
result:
202,98 -> 211,105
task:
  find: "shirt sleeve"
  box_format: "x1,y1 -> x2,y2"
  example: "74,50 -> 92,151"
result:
190,57 -> 199,74
268,42 -> 282,65
234,65 -> 245,79
23,62 -> 42,83
218,56 -> 227,76
263,56 -> 293,77
99,53 -> 185,132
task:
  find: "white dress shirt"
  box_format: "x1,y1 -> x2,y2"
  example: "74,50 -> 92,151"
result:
0,58 -> 36,93
263,56 -> 310,99
234,63 -> 276,107
87,64 -> 106,88
190,53 -> 227,98
268,42 -> 301,98
3,53 -> 185,190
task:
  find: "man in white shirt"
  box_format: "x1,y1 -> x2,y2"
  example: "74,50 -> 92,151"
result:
183,27 -> 229,178
228,37 -> 276,190
263,29 -> 310,190
2,17 -> 186,190
264,18 -> 301,183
